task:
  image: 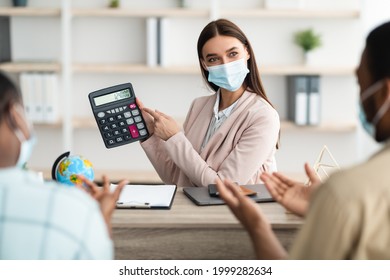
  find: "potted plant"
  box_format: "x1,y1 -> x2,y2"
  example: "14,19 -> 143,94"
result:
12,0 -> 28,6
108,0 -> 120,8
294,28 -> 322,65
177,0 -> 189,8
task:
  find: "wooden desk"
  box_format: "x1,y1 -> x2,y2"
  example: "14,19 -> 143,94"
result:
112,187 -> 303,260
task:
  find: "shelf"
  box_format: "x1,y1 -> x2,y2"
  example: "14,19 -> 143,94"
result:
259,65 -> 356,76
73,63 -> 355,76
72,8 -> 209,18
73,64 -> 201,74
70,8 -> 360,19
0,62 -> 61,73
73,118 -> 97,129
73,117 -> 356,133
0,7 -> 61,17
220,9 -> 360,18
281,121 -> 357,132
33,121 -> 62,129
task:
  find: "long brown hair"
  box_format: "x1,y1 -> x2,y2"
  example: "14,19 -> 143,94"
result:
197,19 -> 274,107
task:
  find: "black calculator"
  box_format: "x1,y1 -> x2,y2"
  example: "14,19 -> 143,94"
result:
88,83 -> 149,148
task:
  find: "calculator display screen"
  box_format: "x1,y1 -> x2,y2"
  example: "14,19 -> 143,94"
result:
94,89 -> 132,106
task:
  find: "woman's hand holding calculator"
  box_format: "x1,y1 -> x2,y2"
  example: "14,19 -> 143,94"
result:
136,98 -> 154,136
142,107 -> 180,141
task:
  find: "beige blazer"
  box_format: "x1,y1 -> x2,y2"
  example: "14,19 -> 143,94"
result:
141,91 -> 280,187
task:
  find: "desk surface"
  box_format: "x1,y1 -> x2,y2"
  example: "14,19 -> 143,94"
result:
112,187 -> 303,260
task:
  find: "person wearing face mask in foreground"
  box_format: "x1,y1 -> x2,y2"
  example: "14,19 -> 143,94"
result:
216,21 -> 390,259
0,72 -> 127,259
137,19 -> 280,188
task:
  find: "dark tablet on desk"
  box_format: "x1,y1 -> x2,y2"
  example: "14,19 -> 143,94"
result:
183,184 -> 274,206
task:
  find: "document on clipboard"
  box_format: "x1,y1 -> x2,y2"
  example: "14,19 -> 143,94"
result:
110,184 -> 177,209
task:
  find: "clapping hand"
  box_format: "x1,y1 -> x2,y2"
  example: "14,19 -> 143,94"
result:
215,179 -> 266,235
260,163 -> 320,217
76,175 -> 128,237
215,178 -> 288,259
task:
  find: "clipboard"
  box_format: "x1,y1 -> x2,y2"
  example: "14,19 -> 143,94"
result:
110,184 -> 177,209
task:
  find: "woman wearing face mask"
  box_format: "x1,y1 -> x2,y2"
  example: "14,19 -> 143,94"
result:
138,19 -> 280,188
0,72 -> 127,259
216,21 -> 390,259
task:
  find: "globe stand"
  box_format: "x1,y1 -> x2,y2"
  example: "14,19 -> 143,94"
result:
51,151 -> 70,180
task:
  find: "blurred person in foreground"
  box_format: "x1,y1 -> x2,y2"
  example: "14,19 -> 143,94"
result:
0,72 -> 126,259
216,21 -> 390,259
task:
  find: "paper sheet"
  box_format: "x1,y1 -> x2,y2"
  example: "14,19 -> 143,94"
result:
110,184 -> 176,208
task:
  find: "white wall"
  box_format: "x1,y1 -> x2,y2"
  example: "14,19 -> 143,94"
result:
5,0 -> 389,178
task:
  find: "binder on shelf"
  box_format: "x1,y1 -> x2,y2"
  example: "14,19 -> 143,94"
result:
43,73 -> 60,123
146,17 -> 158,67
0,16 -> 11,62
110,184 -> 177,209
19,73 -> 32,120
31,73 -> 44,123
157,17 -> 167,66
308,75 -> 321,125
287,75 -> 321,126
19,72 -> 60,124
288,75 -> 308,125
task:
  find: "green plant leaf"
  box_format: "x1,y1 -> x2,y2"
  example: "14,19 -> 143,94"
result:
109,0 -> 120,8
294,29 -> 322,52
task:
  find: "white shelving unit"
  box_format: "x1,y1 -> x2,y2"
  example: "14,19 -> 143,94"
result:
0,7 -> 60,16
72,8 -> 210,18
72,63 -> 355,76
220,9 -> 360,18
0,0 -> 363,178
0,62 -> 61,72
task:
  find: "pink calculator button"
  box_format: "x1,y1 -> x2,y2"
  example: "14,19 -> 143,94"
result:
129,103 -> 137,109
128,125 -> 139,138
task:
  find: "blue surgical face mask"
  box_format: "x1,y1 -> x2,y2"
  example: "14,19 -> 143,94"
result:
358,102 -> 375,138
207,58 -> 250,92
358,80 -> 390,138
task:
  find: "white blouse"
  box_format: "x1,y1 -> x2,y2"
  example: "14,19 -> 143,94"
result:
201,91 -> 240,151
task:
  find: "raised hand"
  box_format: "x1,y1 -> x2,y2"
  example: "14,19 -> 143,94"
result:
76,175 -> 128,237
216,178 -> 287,259
260,163 -> 320,217
216,179 -> 265,234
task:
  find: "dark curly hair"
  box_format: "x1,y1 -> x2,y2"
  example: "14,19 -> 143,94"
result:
366,21 -> 390,82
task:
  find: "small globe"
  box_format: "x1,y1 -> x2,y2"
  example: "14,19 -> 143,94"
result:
53,153 -> 94,186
